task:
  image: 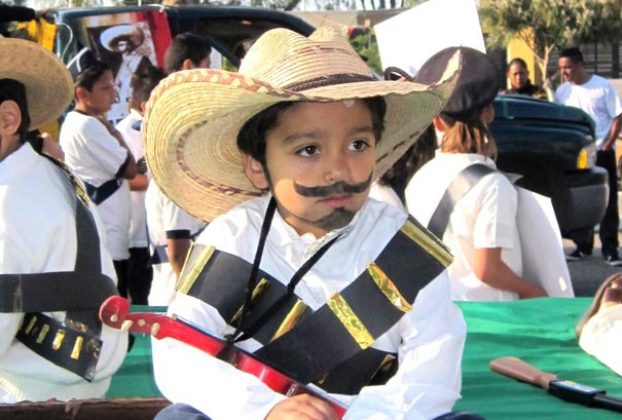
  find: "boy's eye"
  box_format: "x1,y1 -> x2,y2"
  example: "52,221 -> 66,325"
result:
349,139 -> 371,151
296,145 -> 319,157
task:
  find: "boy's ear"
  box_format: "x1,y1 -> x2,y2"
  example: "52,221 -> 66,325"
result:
242,153 -> 269,190
75,86 -> 89,103
0,100 -> 22,137
182,58 -> 196,70
432,115 -> 447,132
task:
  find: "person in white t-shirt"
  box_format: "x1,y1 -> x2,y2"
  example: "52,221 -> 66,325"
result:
406,47 -> 546,302
60,60 -> 138,298
554,47 -> 622,266
0,36 -> 128,403
115,67 -> 165,304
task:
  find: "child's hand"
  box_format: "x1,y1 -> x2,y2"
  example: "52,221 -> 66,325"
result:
265,394 -> 339,420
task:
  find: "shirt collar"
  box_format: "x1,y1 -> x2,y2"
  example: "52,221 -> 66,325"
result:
266,193 -> 360,250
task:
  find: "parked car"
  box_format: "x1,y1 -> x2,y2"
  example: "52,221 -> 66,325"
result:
52,5 -> 314,69
51,6 -> 607,243
492,94 -> 608,245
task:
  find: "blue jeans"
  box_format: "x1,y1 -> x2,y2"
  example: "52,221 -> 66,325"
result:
156,403 -> 484,420
155,403 -> 210,420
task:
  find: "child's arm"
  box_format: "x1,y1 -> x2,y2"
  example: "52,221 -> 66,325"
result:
344,272 -> 466,419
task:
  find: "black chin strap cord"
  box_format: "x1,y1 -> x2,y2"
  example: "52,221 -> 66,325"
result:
226,197 -> 277,343
228,197 -> 341,343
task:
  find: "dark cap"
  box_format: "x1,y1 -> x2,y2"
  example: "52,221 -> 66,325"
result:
415,46 -> 499,122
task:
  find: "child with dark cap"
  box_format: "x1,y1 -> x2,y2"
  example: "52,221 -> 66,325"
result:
406,47 -> 547,302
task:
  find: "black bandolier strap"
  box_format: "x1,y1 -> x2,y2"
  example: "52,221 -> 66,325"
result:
427,163 -> 496,238
83,179 -> 122,205
178,216 -> 452,394
150,227 -> 206,266
0,156 -> 118,381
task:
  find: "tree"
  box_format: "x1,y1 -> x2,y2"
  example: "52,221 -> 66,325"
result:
479,0 -> 622,94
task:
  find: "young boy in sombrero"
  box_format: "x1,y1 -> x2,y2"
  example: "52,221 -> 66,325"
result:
0,37 -> 127,402
145,27 -> 468,419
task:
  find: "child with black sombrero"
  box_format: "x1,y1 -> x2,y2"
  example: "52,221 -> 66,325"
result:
0,36 -> 128,402
145,27 -> 472,419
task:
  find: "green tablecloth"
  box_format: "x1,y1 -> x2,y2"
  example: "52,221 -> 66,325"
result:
107,298 -> 622,419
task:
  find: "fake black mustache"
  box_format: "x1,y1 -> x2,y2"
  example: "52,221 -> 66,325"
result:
294,173 -> 373,197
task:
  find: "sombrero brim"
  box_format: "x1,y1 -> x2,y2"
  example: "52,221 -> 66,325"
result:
145,54 -> 460,222
99,25 -> 137,51
0,38 -> 73,130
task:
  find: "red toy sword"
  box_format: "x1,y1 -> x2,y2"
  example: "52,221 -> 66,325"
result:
99,296 -> 346,417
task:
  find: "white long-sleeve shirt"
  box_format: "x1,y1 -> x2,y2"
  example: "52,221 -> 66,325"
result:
0,143 -> 128,402
152,194 -> 466,419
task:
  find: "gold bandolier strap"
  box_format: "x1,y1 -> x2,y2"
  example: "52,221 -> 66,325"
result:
179,216 -> 451,394
256,215 -> 452,390
177,244 -> 311,346
0,153 -> 118,381
16,313 -> 102,381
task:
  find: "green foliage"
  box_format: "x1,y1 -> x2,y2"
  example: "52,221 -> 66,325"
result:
349,32 -> 382,75
249,0 -> 302,10
479,0 -> 622,88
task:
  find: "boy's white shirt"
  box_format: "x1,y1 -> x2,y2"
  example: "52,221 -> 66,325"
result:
0,143 -> 128,402
116,109 -> 149,248
152,194 -> 466,419
59,110 -> 132,260
145,182 -> 207,306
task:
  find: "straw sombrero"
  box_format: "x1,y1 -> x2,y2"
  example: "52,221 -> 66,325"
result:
0,36 -> 73,130
144,27 -> 460,222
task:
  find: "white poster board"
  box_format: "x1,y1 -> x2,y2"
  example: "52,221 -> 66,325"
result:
516,187 -> 574,298
375,0 -> 485,76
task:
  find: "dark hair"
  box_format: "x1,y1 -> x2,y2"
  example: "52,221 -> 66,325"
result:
74,60 -> 111,92
237,98 -> 387,164
129,66 -> 165,111
0,78 -> 30,140
508,57 -> 528,69
164,32 -> 212,74
379,124 -> 437,203
559,47 -> 584,64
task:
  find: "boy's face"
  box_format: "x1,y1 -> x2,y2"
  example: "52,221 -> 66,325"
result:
78,70 -> 117,115
248,100 -> 377,238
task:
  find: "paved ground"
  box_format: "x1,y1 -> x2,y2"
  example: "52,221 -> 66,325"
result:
563,233 -> 622,297
562,192 -> 622,297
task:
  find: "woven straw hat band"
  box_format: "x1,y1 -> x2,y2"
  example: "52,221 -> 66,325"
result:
240,27 -> 373,89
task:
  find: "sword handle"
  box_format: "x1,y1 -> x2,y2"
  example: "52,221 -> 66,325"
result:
490,357 -> 557,390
